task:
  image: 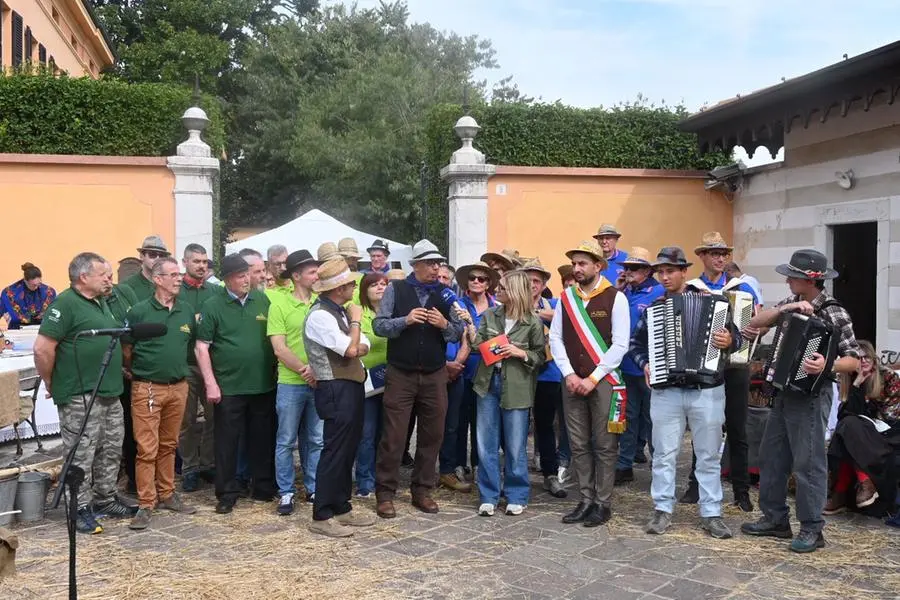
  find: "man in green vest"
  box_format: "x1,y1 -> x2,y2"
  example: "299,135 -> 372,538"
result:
178,243 -> 217,492
121,235 -> 171,301
195,253 -> 277,514
33,252 -> 137,535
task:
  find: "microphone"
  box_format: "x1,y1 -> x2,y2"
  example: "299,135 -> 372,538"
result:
78,322 -> 168,340
440,287 -> 463,310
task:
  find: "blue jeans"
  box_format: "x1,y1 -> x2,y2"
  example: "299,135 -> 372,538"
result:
650,385 -> 725,517
439,376 -> 465,474
275,383 -> 323,496
476,373 -> 531,506
457,379 -> 477,469
618,373 -> 653,470
355,393 -> 383,493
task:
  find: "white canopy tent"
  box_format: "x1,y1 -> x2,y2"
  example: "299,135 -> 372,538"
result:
225,209 -> 413,270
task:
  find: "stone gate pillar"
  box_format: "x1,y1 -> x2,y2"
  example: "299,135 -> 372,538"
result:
440,115 -> 496,267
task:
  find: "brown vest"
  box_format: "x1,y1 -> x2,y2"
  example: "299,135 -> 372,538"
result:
561,286 -> 618,378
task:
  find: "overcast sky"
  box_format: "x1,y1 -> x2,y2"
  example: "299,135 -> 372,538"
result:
340,0 -> 899,164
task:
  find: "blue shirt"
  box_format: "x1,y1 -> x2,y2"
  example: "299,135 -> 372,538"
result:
621,277 -> 665,376
699,272 -> 759,305
460,294 -> 496,380
601,249 -> 629,285
536,297 -> 562,383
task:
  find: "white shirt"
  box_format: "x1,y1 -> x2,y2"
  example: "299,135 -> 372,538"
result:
741,274 -> 764,306
549,278 -> 631,383
305,309 -> 370,357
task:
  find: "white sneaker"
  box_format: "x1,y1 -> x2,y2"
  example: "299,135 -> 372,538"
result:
557,465 -> 570,484
506,503 -> 526,516
478,503 -> 495,516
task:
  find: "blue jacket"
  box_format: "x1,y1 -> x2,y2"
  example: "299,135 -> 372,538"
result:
600,249 -> 629,285
621,277 -> 664,376
699,272 -> 759,305
536,297 -> 562,383
461,294 -> 497,380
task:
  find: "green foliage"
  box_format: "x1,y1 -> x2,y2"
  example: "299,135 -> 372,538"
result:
0,73 -> 224,157
422,101 -> 730,244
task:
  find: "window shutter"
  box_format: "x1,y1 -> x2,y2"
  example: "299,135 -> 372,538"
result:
24,27 -> 33,63
11,12 -> 23,68
39,44 -> 47,65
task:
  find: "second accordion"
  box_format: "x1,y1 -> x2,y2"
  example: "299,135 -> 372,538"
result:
764,312 -> 838,395
646,292 -> 730,388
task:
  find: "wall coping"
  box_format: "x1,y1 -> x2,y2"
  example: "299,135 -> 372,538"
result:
494,165 -> 709,179
0,154 -> 168,167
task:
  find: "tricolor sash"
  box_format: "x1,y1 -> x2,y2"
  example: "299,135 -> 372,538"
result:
561,286 -> 627,433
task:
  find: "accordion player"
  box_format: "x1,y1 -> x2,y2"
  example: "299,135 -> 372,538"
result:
645,291 -> 731,388
764,312 -> 838,395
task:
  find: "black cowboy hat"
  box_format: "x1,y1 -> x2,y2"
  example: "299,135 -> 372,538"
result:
220,254 -> 250,279
366,239 -> 390,255
774,249 -> 838,280
280,249 -> 319,279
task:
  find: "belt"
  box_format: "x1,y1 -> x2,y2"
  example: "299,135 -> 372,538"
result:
133,377 -> 186,385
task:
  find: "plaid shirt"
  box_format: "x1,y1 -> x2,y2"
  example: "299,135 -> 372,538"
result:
774,291 -> 860,358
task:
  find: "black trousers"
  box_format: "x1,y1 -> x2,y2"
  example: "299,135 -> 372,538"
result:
313,380 -> 365,521
120,381 -> 137,486
534,381 -> 562,477
214,392 -> 277,504
689,368 -> 750,494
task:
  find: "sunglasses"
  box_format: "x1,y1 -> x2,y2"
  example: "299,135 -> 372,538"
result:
468,275 -> 489,283
624,265 -> 647,272
423,259 -> 443,267
142,250 -> 167,259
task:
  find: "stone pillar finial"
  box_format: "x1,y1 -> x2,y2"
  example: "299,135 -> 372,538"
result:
177,106 -> 212,159
441,114 -> 495,268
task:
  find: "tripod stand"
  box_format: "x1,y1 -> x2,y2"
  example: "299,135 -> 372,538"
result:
50,335 -> 122,600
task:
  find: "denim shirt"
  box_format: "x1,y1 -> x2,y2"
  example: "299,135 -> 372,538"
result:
461,294 -> 496,380
621,277 -> 664,376
536,297 -> 562,383
600,249 -> 629,286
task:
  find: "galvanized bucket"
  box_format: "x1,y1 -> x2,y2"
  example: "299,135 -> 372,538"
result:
0,476 -> 18,527
14,471 -> 49,522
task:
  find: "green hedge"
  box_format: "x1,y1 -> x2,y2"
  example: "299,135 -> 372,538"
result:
422,102 -> 729,246
0,73 -> 225,156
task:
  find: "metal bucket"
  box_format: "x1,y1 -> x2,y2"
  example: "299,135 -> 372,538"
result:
0,476 -> 18,527
14,471 -> 49,522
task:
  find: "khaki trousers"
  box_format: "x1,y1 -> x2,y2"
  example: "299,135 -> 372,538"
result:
562,380 -> 619,506
132,380 -> 189,508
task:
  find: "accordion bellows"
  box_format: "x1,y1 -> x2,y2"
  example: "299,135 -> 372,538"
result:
764,312 -> 838,395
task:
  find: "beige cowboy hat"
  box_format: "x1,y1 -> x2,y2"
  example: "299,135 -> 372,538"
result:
338,237 -> 363,259
386,269 -> 406,281
312,258 -> 358,293
317,242 -> 340,262
565,240 -> 608,268
694,231 -> 734,256
480,249 -> 522,271
619,246 -> 654,268
456,261 -> 500,289
592,224 -> 622,239
520,258 -> 552,282
137,235 -> 170,256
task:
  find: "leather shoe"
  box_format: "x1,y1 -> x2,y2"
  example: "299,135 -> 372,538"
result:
614,468 -> 634,486
412,496 -> 439,514
562,501 -> 594,524
584,504 -> 611,527
376,500 -> 396,519
733,491 -> 754,513
679,481 -> 699,504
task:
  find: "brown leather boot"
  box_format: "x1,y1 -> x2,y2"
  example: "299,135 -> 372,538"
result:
855,479 -> 879,508
376,500 -> 396,519
412,495 -> 439,514
823,491 -> 847,515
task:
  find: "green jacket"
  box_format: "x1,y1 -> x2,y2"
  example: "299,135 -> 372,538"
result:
472,306 -> 545,410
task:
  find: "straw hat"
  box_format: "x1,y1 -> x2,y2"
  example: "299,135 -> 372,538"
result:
693,231 -> 734,255
317,242 -> 340,262
338,237 -> 363,259
652,247 -> 693,268
619,247 -> 654,268
312,258 -> 357,293
520,258 -> 552,282
408,240 -> 446,265
565,241 -> 607,267
592,224 -> 622,239
386,269 -> 406,281
456,261 -> 499,289
480,249 -> 522,271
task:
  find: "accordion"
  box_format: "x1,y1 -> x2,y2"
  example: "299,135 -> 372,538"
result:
764,312 -> 838,395
726,290 -> 755,365
646,292 -> 730,388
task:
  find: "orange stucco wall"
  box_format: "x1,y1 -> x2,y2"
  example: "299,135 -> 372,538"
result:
487,167 -> 733,293
0,154 -> 175,290
1,0 -> 114,77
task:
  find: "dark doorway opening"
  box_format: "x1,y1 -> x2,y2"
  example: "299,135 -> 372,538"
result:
831,222 -> 877,345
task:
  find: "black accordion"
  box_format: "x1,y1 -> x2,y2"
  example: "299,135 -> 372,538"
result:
646,292 -> 730,388
764,312 -> 838,395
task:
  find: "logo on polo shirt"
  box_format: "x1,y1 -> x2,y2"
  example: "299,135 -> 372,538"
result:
256,314 -> 267,321
180,324 -> 191,334
48,308 -> 61,323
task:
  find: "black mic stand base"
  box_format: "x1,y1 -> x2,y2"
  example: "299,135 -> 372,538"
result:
64,465 -> 85,600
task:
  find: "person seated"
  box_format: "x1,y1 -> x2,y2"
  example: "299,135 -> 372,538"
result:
825,340 -> 900,518
1,263 -> 57,329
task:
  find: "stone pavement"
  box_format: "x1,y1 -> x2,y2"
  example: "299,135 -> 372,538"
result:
2,438 -> 899,600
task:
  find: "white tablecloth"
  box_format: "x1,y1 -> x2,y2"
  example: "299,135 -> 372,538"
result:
0,353 -> 59,442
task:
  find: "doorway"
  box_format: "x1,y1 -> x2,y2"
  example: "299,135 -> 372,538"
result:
831,222 -> 877,345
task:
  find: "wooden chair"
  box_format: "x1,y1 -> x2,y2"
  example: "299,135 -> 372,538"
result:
14,374 -> 43,456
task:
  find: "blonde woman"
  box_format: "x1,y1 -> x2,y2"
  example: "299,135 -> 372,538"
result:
467,271 -> 545,516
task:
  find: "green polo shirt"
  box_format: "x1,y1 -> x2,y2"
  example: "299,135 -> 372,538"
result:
126,296 -> 194,383
107,284 -> 138,326
180,280 -> 216,366
267,290 -> 317,385
196,287 -> 276,395
266,281 -> 294,302
38,288 -> 124,405
121,272 -> 155,302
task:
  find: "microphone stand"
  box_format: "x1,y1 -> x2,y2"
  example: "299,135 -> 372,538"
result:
50,334 -> 122,600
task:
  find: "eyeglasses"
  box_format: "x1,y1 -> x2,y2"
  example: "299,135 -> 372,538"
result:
624,265 -> 646,272
468,275 -> 489,283
143,251 -> 166,259
707,251 -> 730,259
860,355 -> 873,362
423,259 -> 443,267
